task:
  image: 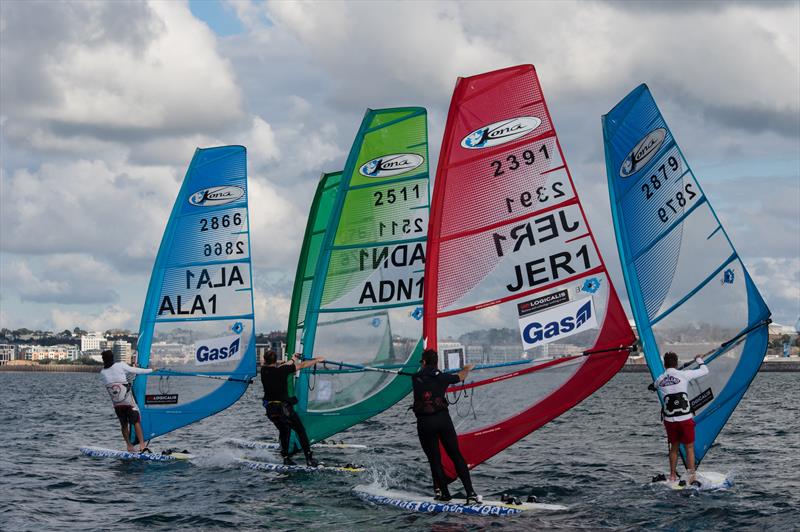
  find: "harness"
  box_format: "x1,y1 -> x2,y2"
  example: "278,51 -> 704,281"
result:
663,392 -> 691,417
412,371 -> 449,416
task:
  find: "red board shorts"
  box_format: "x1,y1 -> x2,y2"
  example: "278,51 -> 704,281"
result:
114,405 -> 140,426
664,418 -> 695,445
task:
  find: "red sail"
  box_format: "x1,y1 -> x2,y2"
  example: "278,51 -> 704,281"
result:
423,65 -> 634,480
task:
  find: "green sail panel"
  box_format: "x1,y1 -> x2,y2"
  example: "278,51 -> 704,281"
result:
293,108 -> 429,447
286,172 -> 344,357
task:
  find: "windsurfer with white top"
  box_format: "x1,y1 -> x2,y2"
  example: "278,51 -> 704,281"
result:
99,350 -> 156,453
649,351 -> 709,485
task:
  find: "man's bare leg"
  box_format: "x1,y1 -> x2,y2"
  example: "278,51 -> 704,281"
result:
134,422 -> 146,452
668,443 -> 680,481
121,424 -> 136,452
685,444 -> 696,483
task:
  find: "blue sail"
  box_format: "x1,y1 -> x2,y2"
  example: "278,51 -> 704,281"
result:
133,146 -> 256,441
602,85 -> 771,464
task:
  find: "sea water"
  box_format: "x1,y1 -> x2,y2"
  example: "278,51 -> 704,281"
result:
1,372 -> 797,530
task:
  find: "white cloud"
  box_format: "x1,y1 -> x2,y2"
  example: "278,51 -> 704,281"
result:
51,305 -> 134,332
4,254 -> 121,304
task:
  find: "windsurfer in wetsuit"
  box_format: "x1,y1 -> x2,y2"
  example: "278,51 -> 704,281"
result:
412,348 -> 480,504
261,350 -> 324,466
649,351 -> 709,484
99,350 -> 155,453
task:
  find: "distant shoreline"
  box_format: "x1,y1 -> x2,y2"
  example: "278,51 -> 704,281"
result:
0,364 -> 101,373
620,360 -> 800,372
2,360 -> 799,373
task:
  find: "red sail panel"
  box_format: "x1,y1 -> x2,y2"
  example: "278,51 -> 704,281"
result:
423,65 -> 634,481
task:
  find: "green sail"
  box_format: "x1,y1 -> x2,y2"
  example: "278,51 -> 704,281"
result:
292,108 -> 429,448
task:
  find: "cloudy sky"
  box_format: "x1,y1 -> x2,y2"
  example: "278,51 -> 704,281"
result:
1,0 -> 798,333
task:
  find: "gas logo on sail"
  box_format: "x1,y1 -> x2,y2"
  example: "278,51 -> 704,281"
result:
189,186 -> 245,207
195,334 -> 241,365
359,154 -> 424,178
461,117 -> 542,149
619,128 -> 666,178
517,297 -> 597,350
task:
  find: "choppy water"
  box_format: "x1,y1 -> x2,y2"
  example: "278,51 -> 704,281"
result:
1,372 -> 798,531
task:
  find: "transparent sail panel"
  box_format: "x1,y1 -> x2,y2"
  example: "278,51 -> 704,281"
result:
449,359 -> 583,434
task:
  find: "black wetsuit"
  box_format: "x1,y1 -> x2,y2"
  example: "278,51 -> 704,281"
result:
412,366 -> 474,495
261,363 -> 312,459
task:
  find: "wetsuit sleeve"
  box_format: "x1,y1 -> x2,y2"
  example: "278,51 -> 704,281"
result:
120,362 -> 153,375
279,363 -> 296,376
440,372 -> 460,385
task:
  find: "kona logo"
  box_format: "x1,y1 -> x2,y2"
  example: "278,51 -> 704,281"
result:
518,297 -> 597,349
188,186 -> 245,207
359,153 -> 424,178
620,128 -> 666,177
461,117 -> 542,149
195,334 -> 241,365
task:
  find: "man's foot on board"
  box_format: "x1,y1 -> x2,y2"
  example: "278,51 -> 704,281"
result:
282,456 -> 296,466
434,488 -> 453,502
305,456 -> 319,468
669,473 -> 678,482
465,493 -> 482,505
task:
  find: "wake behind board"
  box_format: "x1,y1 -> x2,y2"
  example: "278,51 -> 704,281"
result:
225,438 -> 368,451
238,458 -> 364,474
79,446 -> 193,462
654,471 -> 732,491
353,485 -> 567,516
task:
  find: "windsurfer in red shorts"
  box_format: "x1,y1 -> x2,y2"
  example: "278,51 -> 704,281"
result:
650,351 -> 709,484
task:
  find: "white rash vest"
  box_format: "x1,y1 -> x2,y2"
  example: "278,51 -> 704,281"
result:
654,361 -> 709,422
100,362 -> 153,408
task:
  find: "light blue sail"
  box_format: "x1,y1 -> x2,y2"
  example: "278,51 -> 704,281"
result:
602,85 -> 770,464
133,146 -> 256,441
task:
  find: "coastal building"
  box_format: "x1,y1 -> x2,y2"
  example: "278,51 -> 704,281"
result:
80,332 -> 105,352
112,340 -> 132,364
0,344 -> 14,365
17,344 -> 77,361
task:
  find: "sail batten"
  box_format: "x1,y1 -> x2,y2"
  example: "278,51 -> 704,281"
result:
425,65 -> 634,480
603,84 -> 771,465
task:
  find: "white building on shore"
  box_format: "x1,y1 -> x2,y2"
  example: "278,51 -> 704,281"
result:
0,344 -> 15,365
17,344 -> 78,361
80,332 -> 106,352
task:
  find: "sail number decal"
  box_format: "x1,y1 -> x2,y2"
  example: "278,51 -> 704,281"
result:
322,243 -> 425,309
378,217 -> 424,237
490,144 -> 551,177
491,205 -> 598,293
156,263 -> 252,319
657,184 -> 697,223
634,149 -> 700,225
199,212 -> 244,231
640,155 -> 681,199
167,208 -> 250,266
505,182 -> 566,214
373,183 -> 421,206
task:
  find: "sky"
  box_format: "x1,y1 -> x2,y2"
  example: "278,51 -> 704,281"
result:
0,0 -> 798,333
